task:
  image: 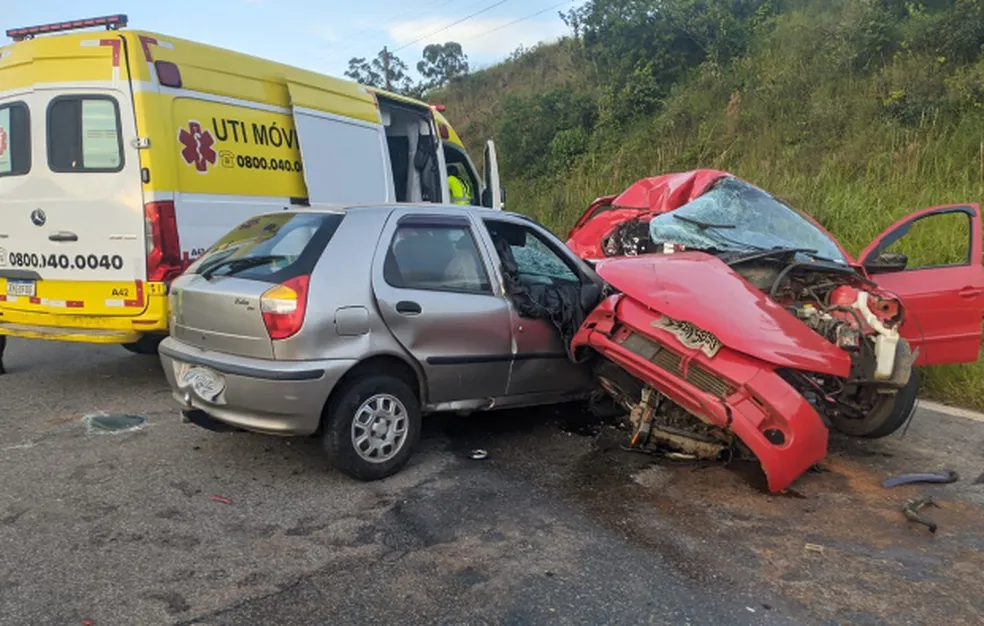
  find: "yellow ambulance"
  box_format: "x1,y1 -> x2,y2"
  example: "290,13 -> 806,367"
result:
0,14 -> 503,355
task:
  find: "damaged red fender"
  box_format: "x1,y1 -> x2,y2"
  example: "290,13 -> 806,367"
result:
572,291 -> 830,493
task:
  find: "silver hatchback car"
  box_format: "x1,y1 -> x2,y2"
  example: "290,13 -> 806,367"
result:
159,203 -> 604,480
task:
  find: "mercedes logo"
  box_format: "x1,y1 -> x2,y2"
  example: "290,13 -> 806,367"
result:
30,209 -> 46,227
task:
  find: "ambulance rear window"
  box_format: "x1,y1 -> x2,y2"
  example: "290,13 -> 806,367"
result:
47,95 -> 124,173
0,102 -> 30,178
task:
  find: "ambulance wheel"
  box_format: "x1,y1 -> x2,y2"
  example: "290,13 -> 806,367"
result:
122,334 -> 165,355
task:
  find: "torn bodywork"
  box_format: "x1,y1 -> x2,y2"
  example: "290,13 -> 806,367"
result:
566,170 -> 958,493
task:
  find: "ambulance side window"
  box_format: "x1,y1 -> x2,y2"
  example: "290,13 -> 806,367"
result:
0,102 -> 30,178
47,95 -> 124,173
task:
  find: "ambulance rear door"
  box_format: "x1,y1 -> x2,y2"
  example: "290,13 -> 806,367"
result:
0,32 -> 148,318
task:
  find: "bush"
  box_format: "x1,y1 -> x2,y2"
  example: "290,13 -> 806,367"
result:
495,89 -> 597,179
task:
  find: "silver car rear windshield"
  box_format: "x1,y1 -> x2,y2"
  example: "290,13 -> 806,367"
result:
186,212 -> 344,282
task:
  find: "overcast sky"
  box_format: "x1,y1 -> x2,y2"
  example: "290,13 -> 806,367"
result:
2,0 -> 578,78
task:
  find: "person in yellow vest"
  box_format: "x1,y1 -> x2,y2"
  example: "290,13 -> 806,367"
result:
447,164 -> 472,205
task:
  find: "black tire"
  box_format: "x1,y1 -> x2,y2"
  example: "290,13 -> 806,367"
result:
121,334 -> 165,355
322,374 -> 422,481
829,371 -> 919,439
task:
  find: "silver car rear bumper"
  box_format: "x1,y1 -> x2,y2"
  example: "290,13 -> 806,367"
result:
159,337 -> 356,436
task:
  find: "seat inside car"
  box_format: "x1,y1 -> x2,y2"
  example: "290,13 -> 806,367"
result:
388,230 -> 453,288
443,234 -> 487,289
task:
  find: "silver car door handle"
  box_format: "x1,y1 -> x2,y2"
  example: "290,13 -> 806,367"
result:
395,300 -> 422,315
48,231 -> 78,242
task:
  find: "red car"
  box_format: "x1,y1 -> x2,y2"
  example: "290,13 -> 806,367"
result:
567,170 -> 984,492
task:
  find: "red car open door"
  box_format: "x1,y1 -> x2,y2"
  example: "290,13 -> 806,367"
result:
858,204 -> 984,366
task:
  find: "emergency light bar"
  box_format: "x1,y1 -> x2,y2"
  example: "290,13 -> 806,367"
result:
6,14 -> 128,41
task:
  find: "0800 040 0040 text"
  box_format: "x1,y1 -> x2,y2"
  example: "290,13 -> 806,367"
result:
0,251 -> 124,271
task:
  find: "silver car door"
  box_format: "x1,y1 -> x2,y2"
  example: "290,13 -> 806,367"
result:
372,208 -> 513,404
477,216 -> 595,396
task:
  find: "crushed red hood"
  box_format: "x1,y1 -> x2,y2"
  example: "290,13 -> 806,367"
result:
593,252 -> 853,378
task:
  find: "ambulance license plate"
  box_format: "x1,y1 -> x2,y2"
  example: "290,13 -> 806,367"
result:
6,280 -> 36,298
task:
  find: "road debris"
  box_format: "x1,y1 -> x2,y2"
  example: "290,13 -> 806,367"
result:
665,451 -> 698,461
882,469 -> 959,488
804,543 -> 825,554
902,495 -> 940,533
209,494 -> 233,505
468,449 -> 488,460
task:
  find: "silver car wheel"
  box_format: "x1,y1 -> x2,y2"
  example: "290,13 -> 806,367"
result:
351,393 -> 410,464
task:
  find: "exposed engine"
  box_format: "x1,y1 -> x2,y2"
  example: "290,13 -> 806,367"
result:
728,258 -> 912,391
602,223 -> 911,389
602,218 -> 659,257
598,224 -> 918,434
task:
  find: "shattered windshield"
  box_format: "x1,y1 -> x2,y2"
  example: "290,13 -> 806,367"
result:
648,177 -> 847,263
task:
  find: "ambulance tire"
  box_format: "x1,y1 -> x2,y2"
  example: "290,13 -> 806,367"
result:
121,334 -> 165,355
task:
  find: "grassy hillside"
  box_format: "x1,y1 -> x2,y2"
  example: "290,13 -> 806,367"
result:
435,0 -> 984,409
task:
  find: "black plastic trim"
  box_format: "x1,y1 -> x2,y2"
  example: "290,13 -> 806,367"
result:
0,269 -> 42,280
397,213 -> 471,227
427,352 -> 568,365
160,344 -> 325,381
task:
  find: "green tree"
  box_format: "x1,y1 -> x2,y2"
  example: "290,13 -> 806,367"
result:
344,48 -> 416,95
417,42 -> 470,92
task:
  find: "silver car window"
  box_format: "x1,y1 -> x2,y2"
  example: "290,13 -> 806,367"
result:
484,220 -> 580,287
383,224 -> 492,294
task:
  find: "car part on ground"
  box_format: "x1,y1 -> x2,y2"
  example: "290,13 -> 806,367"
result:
159,203 -> 602,482
902,495 -> 940,533
567,169 -> 984,493
882,469 -> 960,488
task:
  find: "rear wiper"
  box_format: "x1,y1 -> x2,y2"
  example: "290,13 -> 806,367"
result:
200,255 -> 287,279
673,214 -> 736,230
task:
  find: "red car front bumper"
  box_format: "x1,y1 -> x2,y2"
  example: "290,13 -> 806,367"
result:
572,294 -> 829,493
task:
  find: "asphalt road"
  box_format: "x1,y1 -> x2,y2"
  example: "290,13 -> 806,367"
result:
1,338 -> 982,626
